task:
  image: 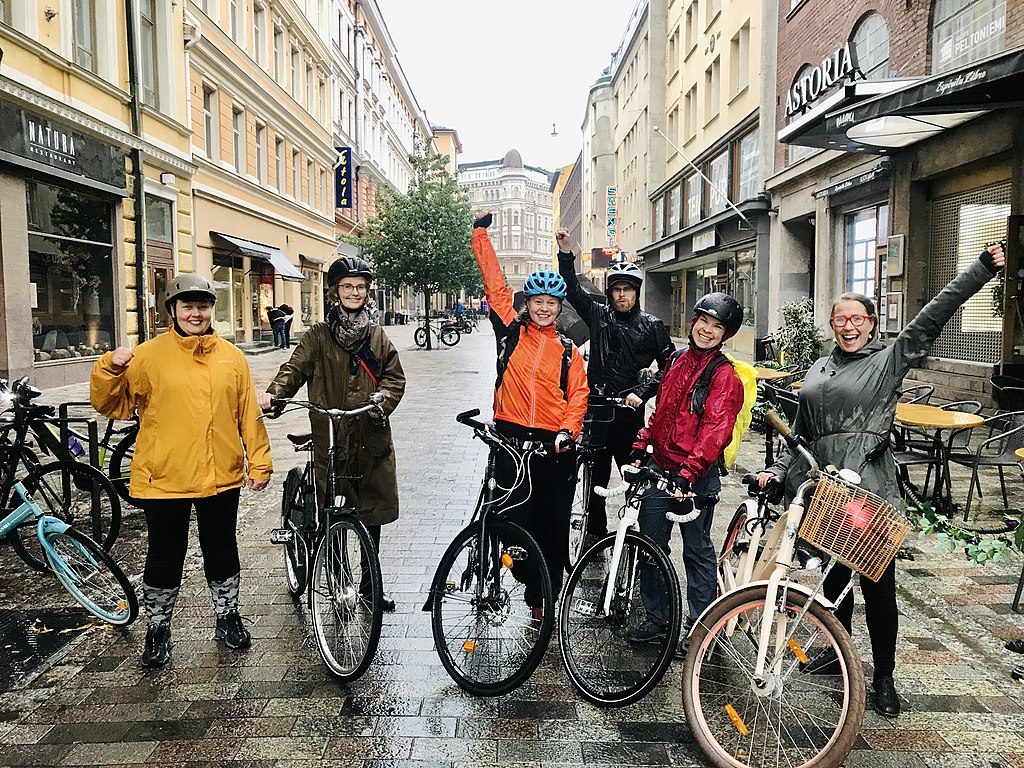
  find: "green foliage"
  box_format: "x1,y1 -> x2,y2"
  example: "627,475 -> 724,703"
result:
351,141 -> 477,304
775,299 -> 826,371
908,501 -> 1023,566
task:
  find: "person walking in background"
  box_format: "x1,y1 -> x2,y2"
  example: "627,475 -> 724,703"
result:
91,273 -> 272,669
279,304 -> 294,349
268,305 -> 286,349
556,229 -> 674,545
630,293 -> 745,658
258,256 -> 405,613
471,211 -> 589,616
759,243 -> 1006,718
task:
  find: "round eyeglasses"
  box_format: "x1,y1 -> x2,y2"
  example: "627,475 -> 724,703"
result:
830,314 -> 871,328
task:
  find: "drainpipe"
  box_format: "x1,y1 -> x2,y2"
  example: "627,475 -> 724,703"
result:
125,0 -> 148,343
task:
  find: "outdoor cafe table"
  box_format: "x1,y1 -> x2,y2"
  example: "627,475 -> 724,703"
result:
755,368 -> 795,465
894,403 -> 985,514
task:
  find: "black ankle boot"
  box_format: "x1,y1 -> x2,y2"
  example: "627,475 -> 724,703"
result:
873,676 -> 900,717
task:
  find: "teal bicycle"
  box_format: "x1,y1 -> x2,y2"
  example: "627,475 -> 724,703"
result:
2,480 -> 138,625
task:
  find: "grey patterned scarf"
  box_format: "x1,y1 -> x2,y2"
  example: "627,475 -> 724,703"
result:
327,304 -> 371,352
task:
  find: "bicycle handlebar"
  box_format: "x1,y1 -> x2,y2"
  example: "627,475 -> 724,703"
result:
267,392 -> 385,421
455,409 -> 554,456
763,409 -> 818,474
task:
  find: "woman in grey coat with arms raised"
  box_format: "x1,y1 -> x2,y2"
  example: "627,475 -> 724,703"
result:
759,243 -> 1005,718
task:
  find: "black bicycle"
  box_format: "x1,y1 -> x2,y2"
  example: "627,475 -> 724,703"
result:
423,409 -> 555,696
268,394 -> 386,683
0,378 -> 121,571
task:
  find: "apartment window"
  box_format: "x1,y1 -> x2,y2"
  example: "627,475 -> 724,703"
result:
932,0 -> 1005,74
737,131 -> 759,201
139,0 -> 159,108
318,79 -> 326,122
1,1 -> 10,24
273,26 -> 283,82
668,27 -> 680,77
685,2 -> 698,53
684,85 -> 697,141
667,107 -> 679,146
707,151 -> 729,215
253,5 -> 265,65
685,174 -> 702,225
229,0 -> 240,42
306,65 -> 314,111
851,12 -> 890,79
653,196 -> 665,239
275,137 -> 285,190
704,58 -> 721,122
255,124 -> 266,183
291,150 -> 300,197
306,161 -> 314,203
730,22 -> 750,96
72,0 -> 96,72
202,87 -> 217,158
291,48 -> 300,98
706,0 -> 721,27
320,170 -> 328,212
232,108 -> 244,173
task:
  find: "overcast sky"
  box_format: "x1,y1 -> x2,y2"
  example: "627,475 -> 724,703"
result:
380,0 -> 640,173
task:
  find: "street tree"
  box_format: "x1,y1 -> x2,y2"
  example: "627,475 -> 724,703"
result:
355,143 -> 478,348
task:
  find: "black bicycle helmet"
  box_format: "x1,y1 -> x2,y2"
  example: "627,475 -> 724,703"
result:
693,292 -> 744,334
606,261 -> 643,292
327,255 -> 372,287
164,273 -> 216,314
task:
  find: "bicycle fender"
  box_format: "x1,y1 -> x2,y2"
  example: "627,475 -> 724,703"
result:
690,581 -> 837,636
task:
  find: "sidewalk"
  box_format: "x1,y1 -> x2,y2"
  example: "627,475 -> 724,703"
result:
0,324 -> 1020,766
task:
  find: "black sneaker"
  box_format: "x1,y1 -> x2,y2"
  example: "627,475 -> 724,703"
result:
214,611 -> 252,650
141,622 -> 172,668
627,621 -> 668,644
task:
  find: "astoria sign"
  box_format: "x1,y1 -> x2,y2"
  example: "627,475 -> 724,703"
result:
786,43 -> 860,117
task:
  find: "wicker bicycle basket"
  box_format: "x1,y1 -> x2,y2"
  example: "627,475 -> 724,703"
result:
798,476 -> 912,582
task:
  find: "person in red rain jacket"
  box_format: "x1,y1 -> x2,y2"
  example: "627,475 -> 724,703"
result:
628,292 -> 745,657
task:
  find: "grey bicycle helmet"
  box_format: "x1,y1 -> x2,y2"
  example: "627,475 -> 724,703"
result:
606,261 -> 643,292
164,273 -> 216,314
523,269 -> 567,299
327,255 -> 372,287
693,292 -> 744,334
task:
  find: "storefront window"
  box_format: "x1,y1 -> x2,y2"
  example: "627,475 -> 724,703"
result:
26,181 -> 115,361
668,185 -> 681,235
731,250 -> 756,327
653,196 -> 665,240
932,0 -> 1006,74
301,268 -> 321,324
685,174 -> 701,226
212,254 -> 243,339
737,132 -> 759,202
707,151 -> 729,215
845,207 -> 878,298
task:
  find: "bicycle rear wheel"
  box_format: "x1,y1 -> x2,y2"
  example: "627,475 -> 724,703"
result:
281,467 -> 311,596
12,461 -> 122,571
429,518 -> 553,696
308,516 -> 383,683
567,458 -> 593,569
682,584 -> 865,768
414,327 -> 428,348
440,328 -> 460,346
560,532 -> 680,706
46,527 -> 138,626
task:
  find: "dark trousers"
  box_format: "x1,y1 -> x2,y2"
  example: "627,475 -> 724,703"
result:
587,407 -> 644,536
271,319 -> 286,348
140,488 -> 242,589
824,558 -> 898,682
283,318 -> 293,348
493,422 -> 575,602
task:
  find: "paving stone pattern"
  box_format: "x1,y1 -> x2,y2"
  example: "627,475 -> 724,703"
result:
0,324 -> 1022,767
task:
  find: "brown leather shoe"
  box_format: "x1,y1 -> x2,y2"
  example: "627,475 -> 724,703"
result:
873,676 -> 901,717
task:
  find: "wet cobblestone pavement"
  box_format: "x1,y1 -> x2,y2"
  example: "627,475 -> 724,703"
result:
0,324 -> 1022,767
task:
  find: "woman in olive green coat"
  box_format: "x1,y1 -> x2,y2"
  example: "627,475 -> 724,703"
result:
259,256 -> 405,610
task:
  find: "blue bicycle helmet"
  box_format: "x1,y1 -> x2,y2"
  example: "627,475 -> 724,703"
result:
523,269 -> 567,299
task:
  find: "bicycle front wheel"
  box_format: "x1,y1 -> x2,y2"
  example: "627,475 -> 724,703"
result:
308,517 -> 383,683
682,584 -> 865,768
429,519 -> 553,696
281,467 -> 311,596
46,527 -> 138,626
440,328 -> 460,346
566,459 -> 593,569
560,532 -> 681,706
107,428 -> 137,506
12,461 -> 122,571
413,327 -> 428,348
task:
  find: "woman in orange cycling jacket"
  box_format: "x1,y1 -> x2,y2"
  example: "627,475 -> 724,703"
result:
472,211 -> 588,606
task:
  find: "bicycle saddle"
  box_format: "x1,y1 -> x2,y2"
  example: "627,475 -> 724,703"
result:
286,432 -> 313,446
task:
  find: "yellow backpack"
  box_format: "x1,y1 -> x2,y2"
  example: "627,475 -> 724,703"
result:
680,350 -> 758,469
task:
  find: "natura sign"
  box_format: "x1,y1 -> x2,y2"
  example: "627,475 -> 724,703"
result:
786,43 -> 860,117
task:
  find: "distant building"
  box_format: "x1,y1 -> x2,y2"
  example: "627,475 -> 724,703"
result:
431,125 -> 463,174
549,163 -> 576,267
459,150 -> 555,293
559,156 -> 584,273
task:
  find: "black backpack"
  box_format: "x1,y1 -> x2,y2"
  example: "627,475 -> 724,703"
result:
495,318 -> 574,401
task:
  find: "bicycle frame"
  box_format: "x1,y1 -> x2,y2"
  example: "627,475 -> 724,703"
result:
1,482 -> 92,584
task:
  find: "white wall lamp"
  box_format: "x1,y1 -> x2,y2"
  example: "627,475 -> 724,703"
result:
159,172 -> 177,186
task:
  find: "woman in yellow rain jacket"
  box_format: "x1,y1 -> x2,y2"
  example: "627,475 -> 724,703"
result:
91,273 -> 272,669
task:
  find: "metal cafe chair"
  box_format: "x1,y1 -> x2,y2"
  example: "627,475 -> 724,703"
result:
945,410 -> 1024,521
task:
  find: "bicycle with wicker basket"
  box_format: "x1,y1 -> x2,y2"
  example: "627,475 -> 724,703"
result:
681,410 -> 911,768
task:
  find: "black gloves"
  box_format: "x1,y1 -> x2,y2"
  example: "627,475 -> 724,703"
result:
674,475 -> 692,495
979,244 -> 1004,275
473,212 -> 493,230
628,448 -> 648,465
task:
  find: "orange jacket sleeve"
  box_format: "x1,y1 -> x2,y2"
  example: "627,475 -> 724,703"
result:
472,228 -> 516,326
562,347 -> 590,437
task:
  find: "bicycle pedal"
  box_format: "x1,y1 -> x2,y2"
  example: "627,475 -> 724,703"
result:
503,546 -> 528,562
269,528 -> 293,544
571,598 -> 597,616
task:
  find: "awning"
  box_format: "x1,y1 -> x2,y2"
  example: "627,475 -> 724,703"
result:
211,232 -> 305,282
819,46 -> 1024,153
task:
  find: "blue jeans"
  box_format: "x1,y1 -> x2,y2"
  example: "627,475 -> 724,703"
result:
271,320 -> 286,348
637,463 -> 718,628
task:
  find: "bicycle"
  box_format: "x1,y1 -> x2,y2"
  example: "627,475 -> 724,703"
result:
267,393 -> 387,683
681,411 -> 911,768
2,479 -> 138,625
423,408 -> 555,696
414,318 -> 460,348
558,460 -> 687,707
0,378 -> 121,571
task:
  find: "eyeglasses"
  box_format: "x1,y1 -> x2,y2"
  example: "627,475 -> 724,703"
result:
610,285 -> 636,294
830,314 -> 871,328
338,284 -> 368,295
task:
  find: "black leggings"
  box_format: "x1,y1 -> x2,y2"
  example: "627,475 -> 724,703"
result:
823,558 -> 898,681
140,488 -> 241,589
